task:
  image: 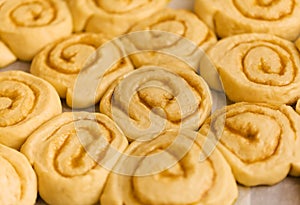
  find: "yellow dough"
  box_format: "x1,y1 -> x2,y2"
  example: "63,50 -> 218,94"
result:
0,144 -> 37,205
194,0 -> 300,40
100,130 -> 238,205
128,8 -> 217,72
0,71 -> 62,149
200,33 -> 300,104
100,66 -> 212,141
0,0 -> 72,61
21,112 -> 128,205
66,0 -> 169,38
30,33 -> 133,108
200,102 -> 300,186
0,40 -> 16,67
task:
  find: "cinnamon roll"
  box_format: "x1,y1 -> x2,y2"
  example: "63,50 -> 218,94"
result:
0,0 -> 72,61
0,144 -> 37,205
0,71 -> 62,149
30,33 -> 133,108
194,0 -> 300,40
128,8 -> 217,72
0,40 -> 16,67
100,66 -> 212,141
200,33 -> 300,104
21,112 -> 128,205
101,130 -> 238,205
66,0 -> 169,38
200,102 -> 300,186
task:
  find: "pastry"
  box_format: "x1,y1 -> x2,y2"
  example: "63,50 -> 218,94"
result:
21,112 -> 128,205
0,0 -> 72,61
66,0 -> 169,38
0,71 -> 62,149
0,144 -> 37,205
100,66 -> 212,141
194,0 -> 300,40
200,102 -> 300,186
0,40 -> 16,67
200,33 -> 300,104
100,130 -> 238,205
128,8 -> 217,72
30,33 -> 133,108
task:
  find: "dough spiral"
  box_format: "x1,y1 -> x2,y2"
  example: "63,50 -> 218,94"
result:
128,8 -> 217,72
66,0 -> 169,38
101,130 -> 238,205
0,144 -> 37,205
194,0 -> 300,40
0,0 -> 72,61
200,102 -> 300,186
21,112 -> 128,205
100,66 -> 212,141
0,71 -> 62,149
200,33 -> 300,104
30,33 -> 133,108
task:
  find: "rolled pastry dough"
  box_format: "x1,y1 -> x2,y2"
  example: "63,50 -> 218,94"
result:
194,0 -> 300,40
0,0 -> 72,61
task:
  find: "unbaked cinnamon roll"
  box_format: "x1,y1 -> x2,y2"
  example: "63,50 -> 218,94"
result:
66,0 -> 169,38
100,66 -> 212,141
194,0 -> 300,40
200,102 -> 300,186
0,0 -> 72,61
21,112 -> 128,205
0,144 -> 37,205
0,40 -> 16,67
128,8 -> 217,72
30,33 -> 133,108
100,130 -> 238,205
200,33 -> 300,105
0,71 -> 62,149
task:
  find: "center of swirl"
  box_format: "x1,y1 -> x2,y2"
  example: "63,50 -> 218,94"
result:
11,1 -> 55,27
150,20 -> 185,36
243,45 -> 294,86
233,0 -> 293,20
0,97 -> 12,110
132,143 -> 214,205
222,112 -> 280,163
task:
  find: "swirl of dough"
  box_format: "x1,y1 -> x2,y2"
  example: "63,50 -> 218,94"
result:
194,0 -> 300,40
21,112 -> 128,205
200,102 -> 300,186
127,8 -> 217,72
101,130 -> 238,205
66,0 -> 169,38
0,0 -> 72,61
100,66 -> 212,141
200,33 -> 300,104
30,33 -> 133,108
0,144 -> 37,205
0,71 -> 61,149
